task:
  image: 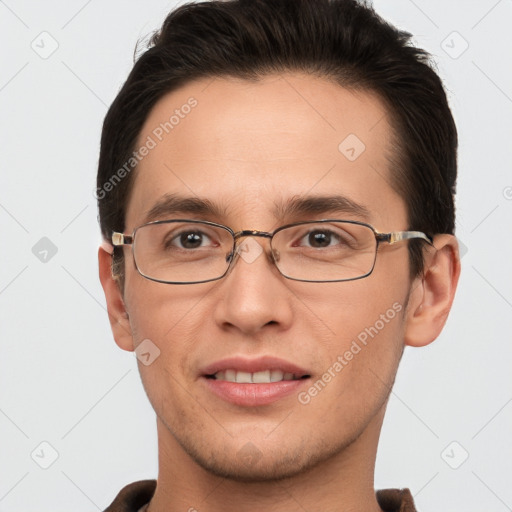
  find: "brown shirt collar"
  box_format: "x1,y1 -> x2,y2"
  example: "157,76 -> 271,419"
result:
103,480 -> 417,512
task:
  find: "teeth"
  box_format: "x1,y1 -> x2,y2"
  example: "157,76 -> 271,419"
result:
270,370 -> 284,382
252,370 -> 270,383
236,371 -> 252,383
213,369 -> 299,383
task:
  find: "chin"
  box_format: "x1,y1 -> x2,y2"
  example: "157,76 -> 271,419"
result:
176,431 -> 359,483
195,451 -> 317,482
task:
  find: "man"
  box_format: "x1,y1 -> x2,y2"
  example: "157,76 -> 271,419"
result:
97,0 -> 460,510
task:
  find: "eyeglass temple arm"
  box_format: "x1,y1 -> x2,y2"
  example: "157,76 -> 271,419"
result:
101,232 -> 133,256
112,232 -> 134,246
376,231 -> 433,245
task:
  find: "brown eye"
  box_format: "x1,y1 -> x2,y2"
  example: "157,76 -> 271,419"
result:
307,231 -> 335,248
296,229 -> 352,249
162,227 -> 215,250
177,231 -> 206,249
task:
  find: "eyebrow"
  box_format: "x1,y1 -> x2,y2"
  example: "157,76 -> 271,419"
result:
143,194 -> 229,224
273,194 -> 371,222
142,192 -> 371,225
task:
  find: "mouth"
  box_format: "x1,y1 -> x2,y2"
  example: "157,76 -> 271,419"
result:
200,357 -> 311,406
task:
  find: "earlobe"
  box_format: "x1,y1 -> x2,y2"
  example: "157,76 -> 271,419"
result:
404,234 -> 461,347
98,245 -> 135,352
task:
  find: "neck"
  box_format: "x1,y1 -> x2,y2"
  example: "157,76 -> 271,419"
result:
147,407 -> 386,512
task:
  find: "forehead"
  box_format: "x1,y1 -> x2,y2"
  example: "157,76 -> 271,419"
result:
126,73 -> 407,231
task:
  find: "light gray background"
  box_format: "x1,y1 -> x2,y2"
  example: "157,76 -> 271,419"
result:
1,0 -> 511,510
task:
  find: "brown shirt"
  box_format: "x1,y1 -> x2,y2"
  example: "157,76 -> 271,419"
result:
103,480 -> 417,511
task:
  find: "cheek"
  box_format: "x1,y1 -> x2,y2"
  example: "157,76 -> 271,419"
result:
124,279 -> 207,370
296,299 -> 406,436
297,258 -> 408,339
295,264 -> 408,394
127,288 -> 206,419
338,303 -> 405,389
126,274 -> 204,332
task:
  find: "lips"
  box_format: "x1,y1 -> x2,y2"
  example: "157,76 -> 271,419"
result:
200,356 -> 311,406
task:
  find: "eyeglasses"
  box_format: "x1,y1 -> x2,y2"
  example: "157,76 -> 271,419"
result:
111,219 -> 433,284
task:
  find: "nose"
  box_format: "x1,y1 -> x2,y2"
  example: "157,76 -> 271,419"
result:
212,235 -> 293,336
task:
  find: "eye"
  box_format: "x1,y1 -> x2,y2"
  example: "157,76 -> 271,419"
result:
163,228 -> 217,250
296,228 -> 353,249
302,230 -> 337,248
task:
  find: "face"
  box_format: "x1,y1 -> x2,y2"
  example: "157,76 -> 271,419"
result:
119,73 -> 415,481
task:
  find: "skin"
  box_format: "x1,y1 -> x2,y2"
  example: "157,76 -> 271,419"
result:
99,73 -> 460,512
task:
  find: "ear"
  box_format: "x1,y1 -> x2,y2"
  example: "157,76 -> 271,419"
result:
404,234 -> 461,347
98,243 -> 135,352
